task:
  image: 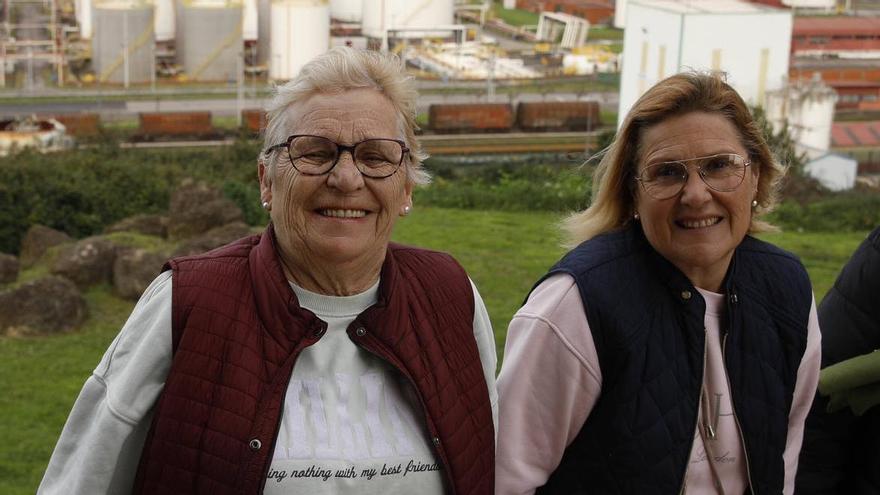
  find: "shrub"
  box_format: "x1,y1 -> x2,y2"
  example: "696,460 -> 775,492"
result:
768,193 -> 880,232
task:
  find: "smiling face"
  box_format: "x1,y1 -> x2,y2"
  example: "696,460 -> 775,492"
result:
259,88 -> 412,289
633,111 -> 759,291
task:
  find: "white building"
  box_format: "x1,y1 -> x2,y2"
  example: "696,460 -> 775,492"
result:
805,153 -> 858,191
618,0 -> 792,127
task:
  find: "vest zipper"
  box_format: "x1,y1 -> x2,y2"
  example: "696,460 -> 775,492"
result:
352,329 -> 457,495
721,332 -> 755,493
679,325 -> 709,495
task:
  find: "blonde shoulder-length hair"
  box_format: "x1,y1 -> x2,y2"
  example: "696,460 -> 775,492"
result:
564,71 -> 785,248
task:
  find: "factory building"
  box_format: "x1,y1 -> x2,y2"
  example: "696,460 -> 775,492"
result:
617,0 -> 792,127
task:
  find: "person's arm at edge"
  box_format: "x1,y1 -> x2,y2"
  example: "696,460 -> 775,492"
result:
495,274 -> 602,495
470,278 -> 499,438
38,271 -> 173,495
783,296 -> 822,495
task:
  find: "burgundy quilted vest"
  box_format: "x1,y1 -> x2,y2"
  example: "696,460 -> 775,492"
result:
132,227 -> 495,495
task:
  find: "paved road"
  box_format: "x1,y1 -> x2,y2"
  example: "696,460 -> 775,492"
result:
1,91 -> 619,119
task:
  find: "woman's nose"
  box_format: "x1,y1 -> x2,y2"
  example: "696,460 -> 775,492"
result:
327,151 -> 364,191
679,169 -> 712,206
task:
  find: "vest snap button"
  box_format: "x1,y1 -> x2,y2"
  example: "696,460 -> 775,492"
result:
313,326 -> 326,337
680,290 -> 692,300
729,293 -> 738,304
432,437 -> 440,447
355,327 -> 366,337
249,438 -> 261,451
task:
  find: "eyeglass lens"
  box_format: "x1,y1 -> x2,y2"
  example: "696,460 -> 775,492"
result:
639,154 -> 748,199
288,135 -> 403,177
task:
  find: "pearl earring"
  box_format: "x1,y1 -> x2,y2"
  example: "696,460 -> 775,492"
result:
402,205 -> 412,216
633,212 -> 640,220
261,201 -> 270,210
751,199 -> 758,208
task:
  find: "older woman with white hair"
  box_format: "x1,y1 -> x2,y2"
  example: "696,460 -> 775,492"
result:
39,47 -> 497,495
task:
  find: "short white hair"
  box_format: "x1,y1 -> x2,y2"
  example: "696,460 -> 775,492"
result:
261,47 -> 430,185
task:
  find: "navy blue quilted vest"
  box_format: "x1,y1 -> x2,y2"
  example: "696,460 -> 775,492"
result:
535,225 -> 811,495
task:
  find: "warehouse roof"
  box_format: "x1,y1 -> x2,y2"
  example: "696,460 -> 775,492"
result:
832,121 -> 880,147
794,16 -> 880,35
630,0 -> 782,14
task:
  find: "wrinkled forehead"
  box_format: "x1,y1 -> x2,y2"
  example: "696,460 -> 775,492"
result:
283,89 -> 401,143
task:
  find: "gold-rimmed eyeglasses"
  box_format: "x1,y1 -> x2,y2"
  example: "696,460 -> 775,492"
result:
264,134 -> 409,179
634,153 -> 752,200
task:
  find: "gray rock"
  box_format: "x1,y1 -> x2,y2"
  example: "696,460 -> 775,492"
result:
166,179 -> 244,240
171,222 -> 254,257
0,253 -> 19,284
105,214 -> 169,238
0,276 -> 88,336
113,248 -> 169,300
19,225 -> 72,268
50,236 -> 118,288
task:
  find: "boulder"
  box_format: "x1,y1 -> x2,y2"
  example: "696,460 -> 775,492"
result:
0,276 -> 88,336
113,248 -> 169,300
104,214 -> 169,238
0,253 -> 19,284
50,236 -> 118,288
166,179 -> 244,240
171,222 -> 254,257
19,225 -> 72,268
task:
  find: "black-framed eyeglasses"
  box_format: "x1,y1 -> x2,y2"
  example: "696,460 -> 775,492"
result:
634,153 -> 752,200
264,134 -> 409,179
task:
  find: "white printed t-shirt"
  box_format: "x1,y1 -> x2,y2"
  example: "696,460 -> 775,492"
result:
38,271 -> 498,495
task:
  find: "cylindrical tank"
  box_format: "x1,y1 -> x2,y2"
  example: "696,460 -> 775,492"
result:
257,0 -> 271,64
330,0 -> 362,22
75,0 -> 93,39
361,0 -> 454,39
269,0 -> 330,81
178,0 -> 244,81
92,0 -> 155,84
151,0 -> 174,42
243,0 -> 258,40
765,77 -> 837,153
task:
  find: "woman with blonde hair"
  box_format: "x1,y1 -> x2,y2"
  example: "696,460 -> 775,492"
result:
496,72 -> 820,494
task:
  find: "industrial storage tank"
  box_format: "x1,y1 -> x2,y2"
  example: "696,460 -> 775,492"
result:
330,0 -> 362,22
75,0 -> 93,39
152,0 -> 175,42
178,0 -> 244,81
243,0 -> 258,40
257,0 -> 271,64
361,0 -> 454,40
92,0 -> 155,84
765,77 -> 838,155
270,0 -> 330,80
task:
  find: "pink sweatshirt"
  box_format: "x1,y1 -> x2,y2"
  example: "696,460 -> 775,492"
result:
496,274 -> 821,495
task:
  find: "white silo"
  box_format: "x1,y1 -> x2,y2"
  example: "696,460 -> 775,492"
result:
270,0 -> 330,81
151,0 -> 175,42
243,0 -> 258,40
92,0 -> 155,84
257,0 -> 271,64
782,0 -> 836,8
178,0 -> 244,81
765,76 -> 838,157
361,0 -> 455,41
75,0 -> 93,39
330,0 -> 362,22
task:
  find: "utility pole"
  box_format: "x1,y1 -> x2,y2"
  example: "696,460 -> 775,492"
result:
122,9 -> 129,88
236,48 -> 243,127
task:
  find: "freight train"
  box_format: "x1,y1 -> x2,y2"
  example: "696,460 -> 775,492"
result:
37,101 -> 601,142
426,101 -> 601,133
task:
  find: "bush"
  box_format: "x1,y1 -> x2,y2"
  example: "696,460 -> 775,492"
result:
418,155 -> 592,212
768,193 -> 880,232
0,140 -> 263,255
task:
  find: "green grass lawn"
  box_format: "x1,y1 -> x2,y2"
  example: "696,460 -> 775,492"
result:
0,207 -> 867,494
